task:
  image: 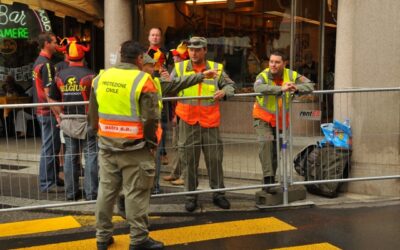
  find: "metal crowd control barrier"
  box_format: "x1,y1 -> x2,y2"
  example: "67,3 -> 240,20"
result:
0,87 -> 399,212
286,87 -> 400,202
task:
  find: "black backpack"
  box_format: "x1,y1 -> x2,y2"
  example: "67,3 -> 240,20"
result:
294,144 -> 351,198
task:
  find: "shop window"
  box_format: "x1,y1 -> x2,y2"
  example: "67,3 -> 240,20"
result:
143,0 -> 337,96
0,2 -> 52,87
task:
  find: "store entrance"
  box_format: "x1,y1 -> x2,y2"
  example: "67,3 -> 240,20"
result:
141,0 -> 338,121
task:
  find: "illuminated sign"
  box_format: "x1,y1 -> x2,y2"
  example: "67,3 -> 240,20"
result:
0,3 -> 52,82
0,27 -> 28,38
0,3 -> 51,39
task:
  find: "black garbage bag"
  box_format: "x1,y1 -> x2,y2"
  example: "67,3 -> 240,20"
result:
294,144 -> 351,198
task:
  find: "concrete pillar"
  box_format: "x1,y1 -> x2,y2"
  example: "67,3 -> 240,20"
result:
335,0 -> 400,196
104,0 -> 132,68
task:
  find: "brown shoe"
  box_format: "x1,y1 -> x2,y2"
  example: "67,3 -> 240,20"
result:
161,155 -> 169,165
171,178 -> 184,186
162,175 -> 177,181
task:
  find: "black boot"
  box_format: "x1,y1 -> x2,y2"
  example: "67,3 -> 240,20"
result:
97,237 -> 114,250
129,237 -> 164,250
263,176 -> 277,194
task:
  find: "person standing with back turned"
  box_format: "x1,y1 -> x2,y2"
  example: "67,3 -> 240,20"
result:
116,52 -> 220,219
89,41 -> 164,250
48,39 -> 98,201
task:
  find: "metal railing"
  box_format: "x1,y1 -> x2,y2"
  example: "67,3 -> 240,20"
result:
0,87 -> 399,212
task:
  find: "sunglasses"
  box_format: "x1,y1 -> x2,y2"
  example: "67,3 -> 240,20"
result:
188,41 -> 205,47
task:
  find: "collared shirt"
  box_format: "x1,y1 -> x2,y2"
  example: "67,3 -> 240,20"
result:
32,51 -> 55,115
254,68 -> 314,95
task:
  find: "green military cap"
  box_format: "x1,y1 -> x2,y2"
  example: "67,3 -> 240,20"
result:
143,53 -> 156,65
187,36 -> 207,48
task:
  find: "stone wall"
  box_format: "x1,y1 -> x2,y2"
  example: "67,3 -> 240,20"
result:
335,0 -> 400,196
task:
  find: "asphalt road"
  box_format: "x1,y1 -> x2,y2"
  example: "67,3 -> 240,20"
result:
0,203 -> 399,250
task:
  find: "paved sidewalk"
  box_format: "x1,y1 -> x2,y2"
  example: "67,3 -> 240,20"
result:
1,174 -> 399,215
1,135 -> 399,215
0,134 -> 321,178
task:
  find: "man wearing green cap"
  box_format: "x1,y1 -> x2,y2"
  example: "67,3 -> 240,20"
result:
170,36 -> 235,212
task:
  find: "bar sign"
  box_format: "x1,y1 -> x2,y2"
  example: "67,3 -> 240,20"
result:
299,110 -> 321,120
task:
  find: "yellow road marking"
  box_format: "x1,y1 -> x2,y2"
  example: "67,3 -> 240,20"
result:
16,217 -> 296,249
272,242 -> 341,250
0,216 -> 81,238
73,215 -> 161,226
151,217 -> 296,245
73,216 -> 124,226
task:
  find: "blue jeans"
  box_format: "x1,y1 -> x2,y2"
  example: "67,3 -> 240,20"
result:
64,133 -> 98,199
37,115 -> 61,191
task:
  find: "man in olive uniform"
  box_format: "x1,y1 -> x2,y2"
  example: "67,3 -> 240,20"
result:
170,37 -> 235,212
89,41 -> 164,250
116,53 -> 220,219
253,50 -> 314,194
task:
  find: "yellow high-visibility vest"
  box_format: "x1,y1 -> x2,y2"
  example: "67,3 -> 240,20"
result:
174,60 -> 223,105
253,68 -> 297,128
174,60 -> 223,127
92,68 -> 149,139
255,68 -> 297,113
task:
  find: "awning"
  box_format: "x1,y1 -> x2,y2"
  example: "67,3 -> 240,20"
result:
1,0 -> 103,24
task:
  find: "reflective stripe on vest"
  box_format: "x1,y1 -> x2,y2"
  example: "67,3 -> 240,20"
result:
174,60 -> 223,127
153,77 -> 163,110
256,68 -> 297,114
94,68 -> 149,139
252,68 -> 297,128
175,60 -> 222,106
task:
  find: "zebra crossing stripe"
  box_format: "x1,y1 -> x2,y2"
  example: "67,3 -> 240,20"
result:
0,216 -> 81,238
272,242 -> 341,250
14,217 -> 296,249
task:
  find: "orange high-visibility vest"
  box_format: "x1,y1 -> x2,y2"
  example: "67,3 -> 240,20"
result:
253,68 -> 297,128
93,68 -> 150,140
174,60 -> 223,128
